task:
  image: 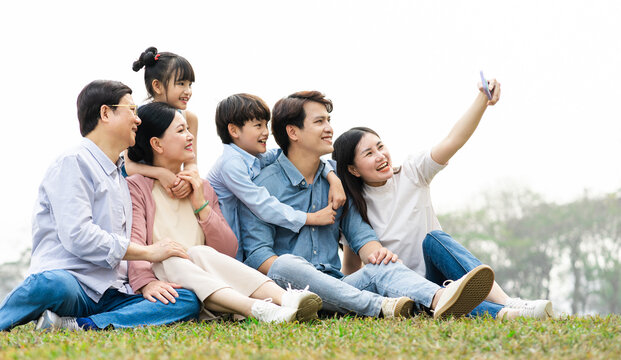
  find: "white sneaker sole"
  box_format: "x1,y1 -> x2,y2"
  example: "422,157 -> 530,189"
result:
434,265 -> 495,319
293,293 -> 322,322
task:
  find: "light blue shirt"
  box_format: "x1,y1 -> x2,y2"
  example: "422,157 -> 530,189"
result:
239,153 -> 377,278
208,144 -> 312,260
29,138 -> 132,301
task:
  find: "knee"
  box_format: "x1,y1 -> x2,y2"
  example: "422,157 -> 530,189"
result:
25,270 -> 79,304
424,230 -> 451,248
172,289 -> 201,320
269,254 -> 311,278
272,254 -> 307,270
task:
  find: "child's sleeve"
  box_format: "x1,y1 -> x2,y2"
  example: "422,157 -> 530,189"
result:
258,148 -> 282,169
221,158 -> 307,232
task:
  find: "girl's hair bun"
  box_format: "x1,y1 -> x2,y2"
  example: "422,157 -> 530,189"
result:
132,46 -> 159,72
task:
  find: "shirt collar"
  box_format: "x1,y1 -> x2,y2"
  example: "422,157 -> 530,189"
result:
226,143 -> 260,170
81,138 -> 123,176
276,152 -> 325,187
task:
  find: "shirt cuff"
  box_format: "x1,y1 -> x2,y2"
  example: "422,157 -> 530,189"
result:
106,234 -> 130,269
244,247 -> 277,270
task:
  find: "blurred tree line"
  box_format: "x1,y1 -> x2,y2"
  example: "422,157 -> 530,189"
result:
0,248 -> 29,301
439,188 -> 621,315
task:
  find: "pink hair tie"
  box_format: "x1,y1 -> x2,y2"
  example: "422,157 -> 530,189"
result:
154,54 -> 161,61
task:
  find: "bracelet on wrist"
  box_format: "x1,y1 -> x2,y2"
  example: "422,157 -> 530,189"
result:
194,200 -> 209,214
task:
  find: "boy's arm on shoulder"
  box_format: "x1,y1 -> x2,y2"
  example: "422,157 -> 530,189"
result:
46,156 -> 129,269
221,159 -> 307,232
238,202 -> 278,273
257,148 -> 282,169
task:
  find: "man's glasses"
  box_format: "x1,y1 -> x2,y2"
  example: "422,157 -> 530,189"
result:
110,104 -> 138,116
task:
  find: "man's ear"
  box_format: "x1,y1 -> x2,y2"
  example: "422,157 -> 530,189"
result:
150,137 -> 164,154
99,105 -> 111,124
228,123 -> 240,140
348,165 -> 361,177
286,124 -> 298,143
152,79 -> 164,96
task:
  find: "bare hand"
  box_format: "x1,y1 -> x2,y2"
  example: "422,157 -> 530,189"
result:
147,240 -> 190,262
367,246 -> 399,265
327,173 -> 347,210
171,178 -> 191,199
307,202 -> 336,226
139,280 -> 182,304
478,78 -> 501,105
177,170 -> 206,210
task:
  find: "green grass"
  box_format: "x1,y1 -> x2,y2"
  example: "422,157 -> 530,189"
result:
1,315 -> 619,359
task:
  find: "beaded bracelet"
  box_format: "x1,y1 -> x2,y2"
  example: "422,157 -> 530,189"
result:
194,200 -> 209,214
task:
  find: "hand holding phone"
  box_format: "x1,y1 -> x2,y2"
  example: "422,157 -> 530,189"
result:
480,71 -> 492,100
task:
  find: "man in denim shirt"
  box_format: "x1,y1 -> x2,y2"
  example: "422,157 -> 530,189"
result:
0,80 -> 200,331
239,91 -> 495,319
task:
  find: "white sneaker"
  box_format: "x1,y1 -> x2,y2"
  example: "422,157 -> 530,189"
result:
506,298 -> 554,319
433,264 -> 495,319
381,296 -> 414,318
250,299 -> 297,323
281,285 -> 322,322
36,310 -> 81,331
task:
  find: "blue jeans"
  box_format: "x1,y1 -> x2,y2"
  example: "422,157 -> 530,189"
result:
423,230 -> 504,318
268,254 -> 441,316
0,270 -> 200,331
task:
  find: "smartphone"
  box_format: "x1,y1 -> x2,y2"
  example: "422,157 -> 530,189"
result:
480,71 -> 492,100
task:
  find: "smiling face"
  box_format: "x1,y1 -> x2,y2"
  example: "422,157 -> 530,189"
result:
155,75 -> 193,110
230,118 -> 269,156
349,132 -> 394,187
154,112 -> 195,164
293,101 -> 334,157
108,94 -> 141,148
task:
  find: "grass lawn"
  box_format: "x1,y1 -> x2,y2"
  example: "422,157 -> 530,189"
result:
1,315 -> 619,359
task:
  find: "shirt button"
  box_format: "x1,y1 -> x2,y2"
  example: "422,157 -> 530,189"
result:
302,181 -> 306,185
313,250 -> 317,254
312,205 -> 316,209
312,227 -> 315,232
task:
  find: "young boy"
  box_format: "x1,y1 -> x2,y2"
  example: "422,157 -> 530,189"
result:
207,93 -> 345,260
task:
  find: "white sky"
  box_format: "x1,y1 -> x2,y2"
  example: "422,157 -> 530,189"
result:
1,0 -> 620,263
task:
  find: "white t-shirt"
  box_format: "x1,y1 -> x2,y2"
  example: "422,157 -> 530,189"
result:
362,150 -> 446,276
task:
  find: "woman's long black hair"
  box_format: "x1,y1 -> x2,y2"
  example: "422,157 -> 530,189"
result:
332,127 -> 380,225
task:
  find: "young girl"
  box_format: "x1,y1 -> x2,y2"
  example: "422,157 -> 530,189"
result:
127,102 -> 322,323
332,79 -> 554,320
129,46 -> 197,198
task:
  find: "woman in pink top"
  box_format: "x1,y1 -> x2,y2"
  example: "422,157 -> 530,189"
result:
127,102 -> 321,323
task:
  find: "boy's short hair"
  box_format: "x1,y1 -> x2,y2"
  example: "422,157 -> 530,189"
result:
215,93 -> 271,144
271,91 -> 333,155
77,80 -> 133,137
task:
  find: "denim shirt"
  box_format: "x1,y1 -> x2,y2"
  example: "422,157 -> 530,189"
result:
207,144 -> 333,260
239,153 -> 377,278
29,138 -> 132,301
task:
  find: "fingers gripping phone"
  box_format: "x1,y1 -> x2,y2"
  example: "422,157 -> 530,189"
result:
480,71 -> 492,100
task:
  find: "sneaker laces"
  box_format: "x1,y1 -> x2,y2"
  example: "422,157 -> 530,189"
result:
286,283 -> 310,293
60,317 -> 80,331
505,297 -> 527,309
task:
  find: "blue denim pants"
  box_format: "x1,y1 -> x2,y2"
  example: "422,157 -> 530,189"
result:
423,230 -> 504,318
0,270 -> 200,331
268,253 -> 441,317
